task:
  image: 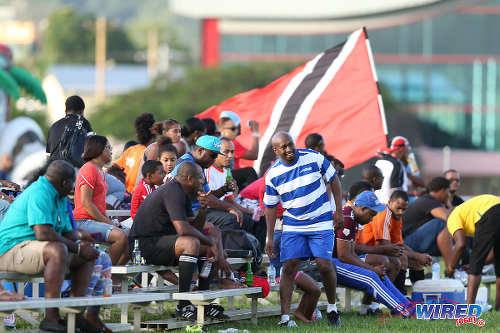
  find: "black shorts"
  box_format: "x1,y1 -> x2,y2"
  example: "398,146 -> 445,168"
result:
470,204 -> 500,276
134,235 -> 179,267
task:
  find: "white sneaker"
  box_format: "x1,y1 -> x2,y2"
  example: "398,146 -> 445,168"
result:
277,319 -> 298,327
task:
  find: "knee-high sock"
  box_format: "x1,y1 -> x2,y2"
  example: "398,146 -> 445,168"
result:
409,269 -> 425,284
394,270 -> 407,294
178,254 -> 198,307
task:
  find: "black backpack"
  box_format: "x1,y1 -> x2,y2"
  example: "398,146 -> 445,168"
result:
222,229 -> 263,270
50,116 -> 87,168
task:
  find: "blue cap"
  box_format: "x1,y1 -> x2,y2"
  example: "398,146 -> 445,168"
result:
195,135 -> 224,155
219,110 -> 240,126
354,191 -> 386,212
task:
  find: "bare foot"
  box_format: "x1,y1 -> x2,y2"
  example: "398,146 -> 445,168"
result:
0,290 -> 25,301
86,311 -> 112,333
218,278 -> 247,289
293,310 -> 312,323
160,269 -> 179,285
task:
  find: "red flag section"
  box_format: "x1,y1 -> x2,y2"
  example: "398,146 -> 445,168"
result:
197,28 -> 387,173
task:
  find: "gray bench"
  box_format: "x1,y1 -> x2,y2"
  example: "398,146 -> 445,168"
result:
0,293 -> 171,333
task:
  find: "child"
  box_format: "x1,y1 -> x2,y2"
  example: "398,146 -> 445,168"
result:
131,160 -> 164,220
159,144 -> 178,182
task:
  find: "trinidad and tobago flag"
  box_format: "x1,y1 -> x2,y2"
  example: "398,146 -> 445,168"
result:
197,28 -> 388,176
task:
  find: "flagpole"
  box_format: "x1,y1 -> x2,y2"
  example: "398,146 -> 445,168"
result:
363,26 -> 389,148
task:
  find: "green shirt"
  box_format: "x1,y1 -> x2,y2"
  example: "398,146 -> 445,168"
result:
0,176 -> 73,256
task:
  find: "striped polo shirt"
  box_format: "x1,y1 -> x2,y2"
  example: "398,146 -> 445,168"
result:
263,149 -> 337,232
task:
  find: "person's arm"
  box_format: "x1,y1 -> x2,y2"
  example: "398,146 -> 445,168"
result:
144,143 -> 159,161
80,184 -> 112,224
0,180 -> 20,191
329,175 -> 343,228
174,141 -> 186,156
376,239 -> 404,257
401,243 -> 432,266
355,242 -> 402,256
240,121 -> 259,160
446,229 -> 466,277
430,206 -> 449,221
225,197 -> 253,215
406,172 -> 425,187
172,220 -> 215,246
206,194 -> 243,225
192,191 -> 210,231
338,239 -> 385,277
264,206 -> 277,258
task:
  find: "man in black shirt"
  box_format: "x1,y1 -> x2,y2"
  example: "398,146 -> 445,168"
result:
444,169 -> 464,207
130,161 -> 231,321
46,95 -> 93,167
402,177 -> 451,282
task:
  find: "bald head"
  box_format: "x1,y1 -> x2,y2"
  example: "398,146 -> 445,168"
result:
271,132 -> 296,164
45,160 -> 75,197
361,165 -> 383,190
175,161 -> 204,196
271,132 -> 294,147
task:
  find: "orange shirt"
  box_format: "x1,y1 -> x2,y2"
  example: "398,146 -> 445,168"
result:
114,144 -> 146,193
357,209 -> 403,246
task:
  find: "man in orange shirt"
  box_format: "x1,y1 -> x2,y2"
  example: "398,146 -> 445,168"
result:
357,190 -> 432,293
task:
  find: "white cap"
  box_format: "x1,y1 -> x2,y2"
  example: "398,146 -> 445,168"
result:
219,110 -> 240,126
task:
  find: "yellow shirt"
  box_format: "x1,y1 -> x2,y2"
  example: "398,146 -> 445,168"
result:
447,194 -> 500,237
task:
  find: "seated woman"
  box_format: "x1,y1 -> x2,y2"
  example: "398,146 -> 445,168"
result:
73,135 -> 129,273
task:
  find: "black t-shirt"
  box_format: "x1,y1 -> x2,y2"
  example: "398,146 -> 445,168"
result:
130,180 -> 194,238
46,114 -> 92,154
402,193 -> 443,237
451,194 -> 464,207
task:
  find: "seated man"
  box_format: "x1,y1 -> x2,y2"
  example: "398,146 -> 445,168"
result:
446,194 -> 500,309
334,191 -> 414,317
129,162 -> 232,321
0,160 -> 99,332
357,191 -> 432,293
205,137 -> 266,249
402,177 -> 452,282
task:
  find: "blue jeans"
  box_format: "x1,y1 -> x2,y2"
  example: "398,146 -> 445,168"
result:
404,218 -> 445,256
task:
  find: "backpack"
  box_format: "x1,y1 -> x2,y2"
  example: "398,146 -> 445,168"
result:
379,153 -> 404,189
222,229 -> 263,270
50,116 -> 87,168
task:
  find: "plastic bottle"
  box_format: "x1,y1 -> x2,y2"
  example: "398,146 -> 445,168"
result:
246,262 -> 253,287
103,273 -> 113,297
252,206 -> 262,221
132,239 -> 142,265
267,264 -> 276,287
432,260 -> 440,280
407,152 -> 420,175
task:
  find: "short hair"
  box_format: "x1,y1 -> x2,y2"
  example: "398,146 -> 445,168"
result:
443,169 -> 458,177
159,143 -> 178,157
181,117 -> 206,138
176,161 -> 201,179
202,118 -> 217,136
141,160 -> 163,178
427,177 -> 450,192
65,95 -> 85,113
135,113 -> 155,145
107,164 -> 126,183
123,140 -> 138,152
305,133 -> 323,150
362,165 -> 382,180
151,118 -> 179,135
390,190 -> 409,202
82,135 -> 108,161
349,181 -> 372,200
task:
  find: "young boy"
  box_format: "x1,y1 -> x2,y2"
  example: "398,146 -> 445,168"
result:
131,160 -> 164,220
159,144 -> 178,182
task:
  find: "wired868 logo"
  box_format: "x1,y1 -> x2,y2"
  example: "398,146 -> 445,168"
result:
416,299 -> 485,327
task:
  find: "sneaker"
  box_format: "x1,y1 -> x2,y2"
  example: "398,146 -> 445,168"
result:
175,304 -> 197,321
205,304 -> 229,320
277,319 -> 298,327
327,310 -> 341,327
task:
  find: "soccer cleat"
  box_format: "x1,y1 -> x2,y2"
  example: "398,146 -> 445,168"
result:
175,304 -> 197,321
205,304 -> 230,320
277,319 -> 298,327
327,310 -> 341,327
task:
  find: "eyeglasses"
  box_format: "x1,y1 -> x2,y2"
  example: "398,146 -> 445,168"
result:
448,178 -> 460,183
223,127 -> 238,132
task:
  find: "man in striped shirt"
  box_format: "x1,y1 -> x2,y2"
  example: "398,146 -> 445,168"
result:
264,132 -> 343,328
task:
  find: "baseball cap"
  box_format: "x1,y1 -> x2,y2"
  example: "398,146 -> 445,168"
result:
195,135 -> 224,155
390,136 -> 410,151
354,191 -> 386,212
219,110 -> 240,126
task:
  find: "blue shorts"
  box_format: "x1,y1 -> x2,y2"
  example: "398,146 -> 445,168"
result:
280,229 -> 334,262
76,219 -> 115,243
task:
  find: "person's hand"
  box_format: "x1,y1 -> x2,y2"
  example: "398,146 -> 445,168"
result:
197,190 -> 212,209
372,264 -> 386,279
78,229 -> 95,243
205,243 -> 218,260
0,290 -> 26,301
2,181 -> 20,192
417,253 -> 433,266
266,237 -> 275,258
228,208 -> 243,226
79,244 -> 99,261
460,264 -> 470,273
445,266 -> 455,278
216,257 -> 232,277
248,120 -> 259,133
334,210 -> 343,229
229,182 -> 239,197
381,243 -> 403,257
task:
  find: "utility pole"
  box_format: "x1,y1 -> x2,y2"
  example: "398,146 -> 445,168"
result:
95,16 -> 106,101
147,28 -> 159,79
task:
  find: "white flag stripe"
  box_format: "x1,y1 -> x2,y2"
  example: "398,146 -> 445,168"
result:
288,28 -> 363,140
378,94 -> 388,135
253,52 -> 324,173
366,38 -> 378,83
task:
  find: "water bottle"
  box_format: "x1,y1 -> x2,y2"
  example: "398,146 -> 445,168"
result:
432,260 -> 440,280
267,264 -> 276,287
103,273 -> 113,297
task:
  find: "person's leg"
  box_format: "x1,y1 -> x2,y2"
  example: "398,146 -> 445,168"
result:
87,252 -> 113,333
174,236 -> 200,309
293,271 -> 321,322
43,242 -> 70,322
204,209 -> 241,230
107,228 -> 129,265
436,228 -> 454,271
280,259 -> 301,317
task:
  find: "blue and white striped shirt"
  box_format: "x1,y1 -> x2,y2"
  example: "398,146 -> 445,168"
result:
263,149 -> 337,232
